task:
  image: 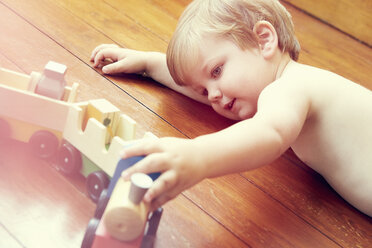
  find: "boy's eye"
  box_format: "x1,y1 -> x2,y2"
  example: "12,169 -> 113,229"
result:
211,65 -> 222,78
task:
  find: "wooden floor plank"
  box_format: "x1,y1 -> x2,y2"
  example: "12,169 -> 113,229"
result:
0,53 -> 22,72
147,0 -> 186,21
283,3 -> 372,90
185,175 -> 341,248
283,0 -> 372,46
157,196 -> 248,248
105,0 -> 178,42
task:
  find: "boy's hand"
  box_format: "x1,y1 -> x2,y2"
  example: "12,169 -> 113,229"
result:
90,44 -> 148,75
121,137 -> 205,211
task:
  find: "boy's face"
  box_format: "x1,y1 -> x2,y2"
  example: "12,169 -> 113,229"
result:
184,35 -> 276,120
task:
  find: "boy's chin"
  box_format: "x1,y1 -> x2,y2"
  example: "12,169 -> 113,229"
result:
219,111 -> 243,121
214,106 -> 253,121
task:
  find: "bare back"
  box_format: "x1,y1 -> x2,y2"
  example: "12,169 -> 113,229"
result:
284,62 -> 372,216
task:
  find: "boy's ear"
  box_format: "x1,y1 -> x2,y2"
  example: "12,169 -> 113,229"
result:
253,21 -> 278,59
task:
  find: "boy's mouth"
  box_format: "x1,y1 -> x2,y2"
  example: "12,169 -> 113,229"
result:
224,98 -> 236,110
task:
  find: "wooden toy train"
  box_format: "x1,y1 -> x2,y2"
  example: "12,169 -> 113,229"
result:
0,62 -> 162,248
81,157 -> 162,248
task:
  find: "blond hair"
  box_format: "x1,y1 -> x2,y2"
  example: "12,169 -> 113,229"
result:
167,0 -> 300,85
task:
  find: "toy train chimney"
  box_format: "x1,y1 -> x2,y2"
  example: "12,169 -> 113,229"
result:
129,173 -> 153,204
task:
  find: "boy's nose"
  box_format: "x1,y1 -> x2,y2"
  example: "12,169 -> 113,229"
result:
208,88 -> 222,102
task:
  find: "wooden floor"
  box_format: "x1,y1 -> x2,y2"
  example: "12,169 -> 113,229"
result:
0,0 -> 371,247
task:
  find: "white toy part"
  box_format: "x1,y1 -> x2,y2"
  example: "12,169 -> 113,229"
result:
63,102 -> 130,177
0,67 -> 30,91
116,114 -> 137,141
0,81 -> 71,133
0,63 -> 78,145
128,173 -> 153,204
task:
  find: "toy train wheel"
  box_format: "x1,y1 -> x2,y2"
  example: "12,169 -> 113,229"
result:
81,218 -> 99,248
28,130 -> 59,159
0,118 -> 11,142
86,171 -> 109,203
56,141 -> 82,175
94,189 -> 109,219
142,208 -> 163,248
146,208 -> 163,236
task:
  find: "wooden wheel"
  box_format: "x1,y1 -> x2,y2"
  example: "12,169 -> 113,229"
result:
28,130 -> 59,159
56,141 -> 82,175
86,171 -> 109,203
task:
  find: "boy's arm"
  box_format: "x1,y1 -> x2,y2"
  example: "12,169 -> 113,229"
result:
90,44 -> 209,105
120,81 -> 310,210
195,81 -> 310,178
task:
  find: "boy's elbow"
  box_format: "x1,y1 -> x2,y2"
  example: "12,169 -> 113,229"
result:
272,130 -> 288,159
257,113 -> 304,157
268,125 -> 293,159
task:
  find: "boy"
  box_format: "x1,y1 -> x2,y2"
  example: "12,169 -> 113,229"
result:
90,0 -> 372,216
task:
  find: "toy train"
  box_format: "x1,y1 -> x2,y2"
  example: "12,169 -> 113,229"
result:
0,62 -> 162,247
0,61 -> 157,200
81,157 -> 162,248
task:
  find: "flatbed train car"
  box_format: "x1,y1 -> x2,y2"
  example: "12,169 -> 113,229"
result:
0,61 -> 155,200
0,62 -> 162,247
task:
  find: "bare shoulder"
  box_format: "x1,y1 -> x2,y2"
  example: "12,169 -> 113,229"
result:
259,61 -> 317,103
255,63 -> 313,152
257,61 -> 313,117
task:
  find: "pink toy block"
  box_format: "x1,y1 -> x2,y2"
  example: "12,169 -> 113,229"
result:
36,61 -> 67,100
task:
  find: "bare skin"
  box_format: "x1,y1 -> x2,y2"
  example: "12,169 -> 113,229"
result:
91,21 -> 372,216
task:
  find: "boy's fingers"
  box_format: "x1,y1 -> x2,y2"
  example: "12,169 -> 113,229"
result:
150,197 -> 169,212
90,46 -> 104,61
92,51 -> 106,67
121,138 -> 159,159
92,49 -> 119,67
92,46 -> 128,68
90,46 -> 102,61
90,44 -> 117,61
148,186 -> 179,211
102,61 -> 123,74
122,153 -> 168,180
102,59 -> 136,74
144,170 -> 177,203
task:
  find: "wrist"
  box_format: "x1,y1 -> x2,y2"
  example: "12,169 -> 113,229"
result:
192,136 -> 215,180
144,52 -> 164,77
